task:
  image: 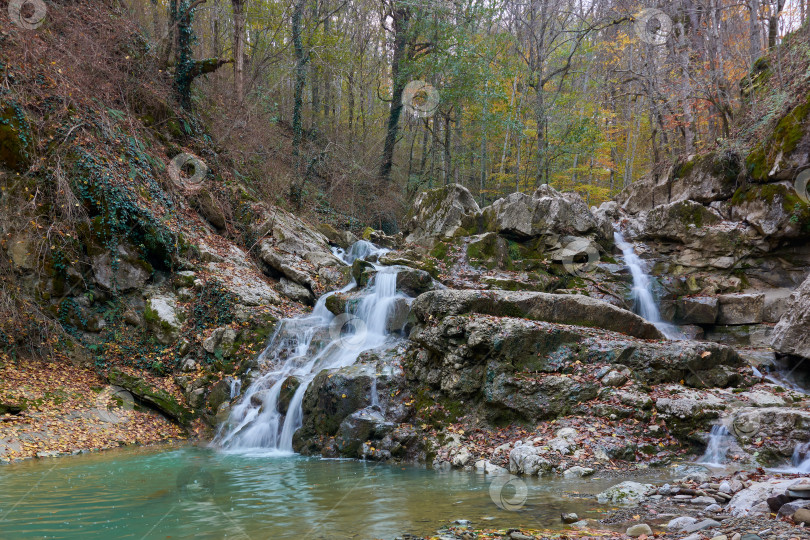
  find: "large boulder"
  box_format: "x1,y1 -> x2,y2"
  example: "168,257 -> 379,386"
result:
771,274 -> 810,359
403,184 -> 481,246
411,289 -> 663,340
335,408 -> 395,457
675,296 -> 718,324
639,200 -> 722,243
508,444 -> 552,476
616,152 -> 739,214
717,293 -> 765,324
729,184 -> 809,239
479,185 -> 601,240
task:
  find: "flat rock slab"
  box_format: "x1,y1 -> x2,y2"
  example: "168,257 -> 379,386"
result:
412,289 -> 664,340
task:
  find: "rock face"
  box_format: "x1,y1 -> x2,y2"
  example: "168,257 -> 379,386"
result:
411,289 -> 663,340
403,184 -> 481,246
771,274 -> 810,359
92,244 -> 151,292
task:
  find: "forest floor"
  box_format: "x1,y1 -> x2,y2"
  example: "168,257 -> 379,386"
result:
0,357 -> 188,462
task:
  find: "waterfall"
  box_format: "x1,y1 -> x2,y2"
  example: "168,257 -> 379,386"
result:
698,425 -> 733,466
214,242 -> 406,453
614,230 -> 681,339
771,442 -> 810,473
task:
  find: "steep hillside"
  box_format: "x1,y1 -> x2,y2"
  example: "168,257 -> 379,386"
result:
0,0 -> 351,459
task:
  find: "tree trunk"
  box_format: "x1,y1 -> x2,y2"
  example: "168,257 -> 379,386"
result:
232,0 -> 246,102
292,0 -> 307,158
379,6 -> 409,183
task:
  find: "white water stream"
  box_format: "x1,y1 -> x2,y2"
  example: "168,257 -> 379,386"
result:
613,230 -> 682,340
214,241 -> 407,453
698,425 -> 734,466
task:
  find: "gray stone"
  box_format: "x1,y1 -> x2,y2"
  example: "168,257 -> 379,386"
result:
278,277 -> 314,304
92,244 -> 151,292
717,293 -> 765,325
411,289 -> 664,340
667,516 -> 699,532
562,466 -> 594,478
508,445 -> 552,476
771,275 -> 810,360
403,184 -> 480,245
203,327 -> 237,356
676,296 -> 718,324
596,481 -> 651,505
625,523 -> 653,537
145,294 -> 182,345
683,518 -> 721,532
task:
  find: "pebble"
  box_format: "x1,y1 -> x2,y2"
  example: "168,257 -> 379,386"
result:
731,534 -> 741,540
710,536 -> 728,540
625,523 -> 653,537
683,518 -> 721,532
680,534 -> 702,540
704,503 -> 722,513
719,480 -> 732,493
508,533 -> 534,540
453,520 -> 470,527
739,535 -> 762,540
795,508 -> 810,524
560,513 -> 578,524
690,496 -> 717,505
667,516 -> 698,531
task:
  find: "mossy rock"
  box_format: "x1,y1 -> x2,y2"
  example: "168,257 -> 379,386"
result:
746,93 -> 810,182
108,367 -> 193,425
325,292 -> 348,316
351,259 -> 375,286
0,101 -> 34,172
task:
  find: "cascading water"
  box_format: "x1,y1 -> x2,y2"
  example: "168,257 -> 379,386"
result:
698,425 -> 733,466
614,230 -> 681,340
214,242 -> 407,453
770,442 -> 810,473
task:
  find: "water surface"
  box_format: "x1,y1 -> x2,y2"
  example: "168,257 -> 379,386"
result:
0,445 -> 681,539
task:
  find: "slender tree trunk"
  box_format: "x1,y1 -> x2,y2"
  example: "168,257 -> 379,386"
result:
232,0 -> 246,102
379,6 -> 409,183
292,0 -> 307,159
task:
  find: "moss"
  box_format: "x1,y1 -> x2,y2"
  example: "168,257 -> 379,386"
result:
429,241 -> 449,260
731,183 -> 810,229
673,156 -> 697,179
0,101 -> 34,171
747,93 -> 810,182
